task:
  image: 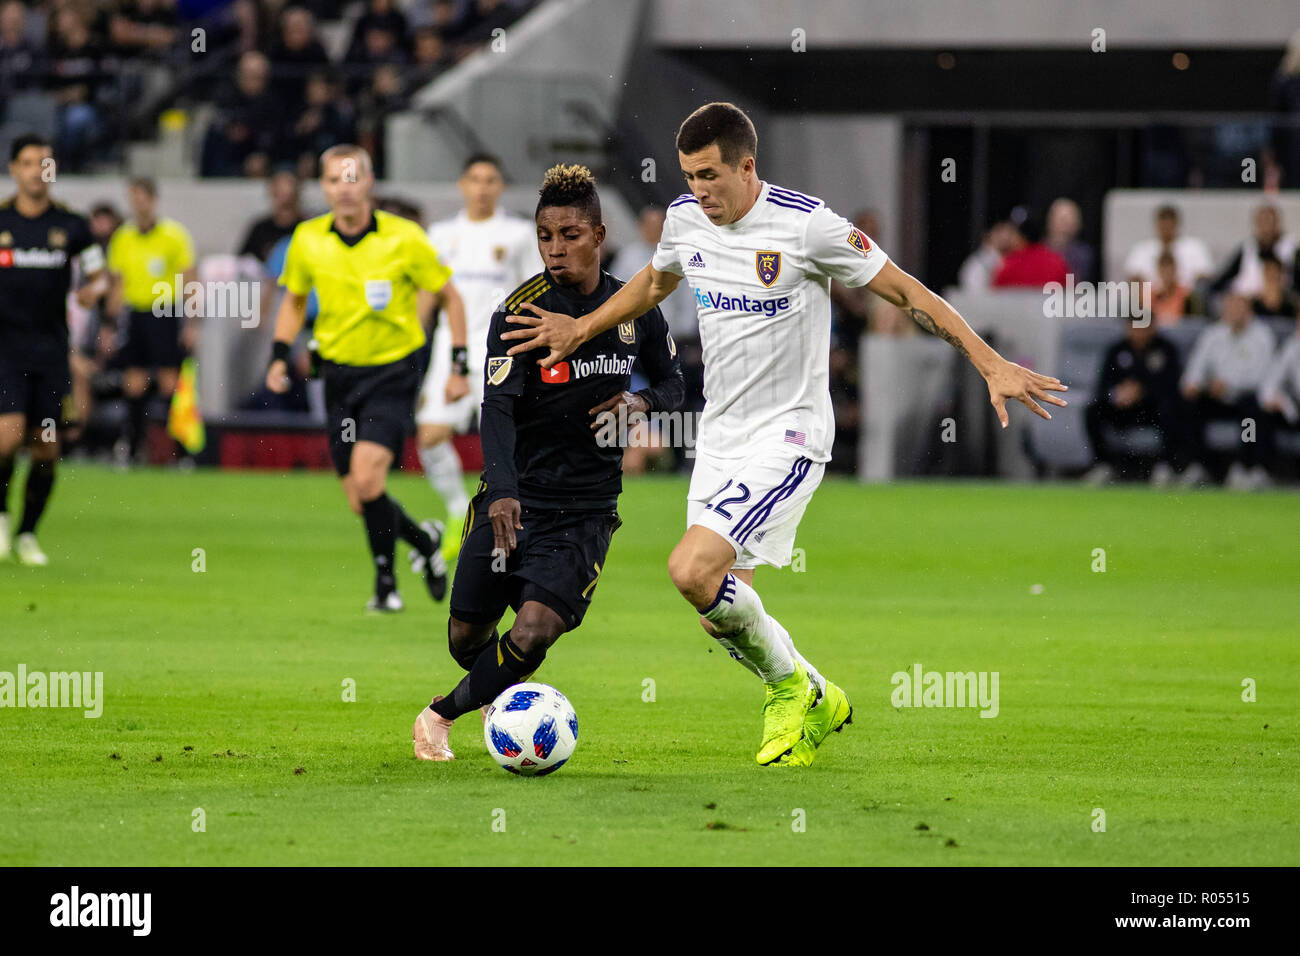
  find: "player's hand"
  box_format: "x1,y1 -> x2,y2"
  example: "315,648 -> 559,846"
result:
1114,379 -> 1143,409
589,390 -> 647,431
1209,379 -> 1228,401
502,302 -> 583,368
984,359 -> 1067,427
488,497 -> 523,556
266,359 -> 290,394
444,373 -> 470,404
181,322 -> 199,353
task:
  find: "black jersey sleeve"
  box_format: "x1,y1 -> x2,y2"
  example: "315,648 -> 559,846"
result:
480,306 -> 533,503
632,305 -> 685,412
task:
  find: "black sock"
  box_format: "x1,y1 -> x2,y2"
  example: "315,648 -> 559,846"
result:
360,493 -> 396,596
432,631 -> 544,720
449,621 -> 498,671
390,495 -> 433,555
18,460 -> 55,535
126,396 -> 147,458
0,456 -> 13,512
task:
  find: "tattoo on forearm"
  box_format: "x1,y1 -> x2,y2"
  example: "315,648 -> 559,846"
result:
905,306 -> 969,359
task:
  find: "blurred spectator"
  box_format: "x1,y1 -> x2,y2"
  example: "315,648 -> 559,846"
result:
1149,250 -> 1205,325
1045,197 -> 1095,282
1270,28 -> 1300,188
269,6 -> 330,114
1210,204 -> 1297,297
108,0 -> 179,55
409,26 -> 452,88
1260,317 -> 1300,427
1250,252 -> 1300,318
991,216 -> 1068,289
1179,294 -> 1277,488
355,64 -> 402,176
46,7 -> 105,171
958,220 -> 1017,291
285,71 -> 356,177
346,0 -> 410,64
0,0 -> 44,95
1123,204 -> 1214,287
1083,319 -> 1184,486
237,171 -> 305,262
201,50 -> 281,177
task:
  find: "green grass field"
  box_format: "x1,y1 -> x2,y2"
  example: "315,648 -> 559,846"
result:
1,464 -> 1297,866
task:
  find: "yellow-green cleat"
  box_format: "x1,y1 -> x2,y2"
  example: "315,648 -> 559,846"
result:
441,514 -> 465,563
774,680 -> 853,767
756,661 -> 817,765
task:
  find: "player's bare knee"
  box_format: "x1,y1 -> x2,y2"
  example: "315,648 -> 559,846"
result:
510,614 -> 564,656
668,545 -> 718,608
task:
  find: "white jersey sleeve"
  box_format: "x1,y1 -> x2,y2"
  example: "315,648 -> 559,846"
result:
651,198 -> 689,276
803,205 -> 889,288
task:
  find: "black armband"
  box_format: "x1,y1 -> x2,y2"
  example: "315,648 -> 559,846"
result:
450,346 -> 469,376
271,340 -> 292,366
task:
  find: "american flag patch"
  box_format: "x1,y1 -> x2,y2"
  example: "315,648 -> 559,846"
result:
784,429 -> 806,446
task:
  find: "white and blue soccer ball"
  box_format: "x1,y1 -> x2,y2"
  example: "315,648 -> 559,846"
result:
483,682 -> 578,776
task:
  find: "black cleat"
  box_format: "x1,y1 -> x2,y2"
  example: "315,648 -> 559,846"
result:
409,520 -> 448,602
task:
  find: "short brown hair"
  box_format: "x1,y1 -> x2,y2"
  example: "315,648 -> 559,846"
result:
676,102 -> 757,167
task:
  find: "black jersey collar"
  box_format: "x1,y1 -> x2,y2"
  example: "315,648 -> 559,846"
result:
330,212 -> 378,247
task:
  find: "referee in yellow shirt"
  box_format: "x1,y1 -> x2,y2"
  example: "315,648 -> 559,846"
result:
106,178 -> 196,463
267,144 -> 469,612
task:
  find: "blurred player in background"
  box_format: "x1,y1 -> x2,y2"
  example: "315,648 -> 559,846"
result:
505,102 -> 1067,767
416,153 -> 540,561
413,164 -> 684,761
0,134 -> 104,564
267,144 -> 467,612
105,177 -> 197,464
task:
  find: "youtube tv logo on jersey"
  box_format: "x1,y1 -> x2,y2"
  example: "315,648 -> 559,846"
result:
540,362 -> 570,384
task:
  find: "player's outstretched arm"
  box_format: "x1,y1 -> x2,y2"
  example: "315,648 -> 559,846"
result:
502,263 -> 682,368
867,260 -> 1068,427
434,280 -> 471,402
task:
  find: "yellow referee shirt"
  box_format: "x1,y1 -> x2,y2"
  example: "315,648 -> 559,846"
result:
280,209 -> 452,367
106,218 -> 196,311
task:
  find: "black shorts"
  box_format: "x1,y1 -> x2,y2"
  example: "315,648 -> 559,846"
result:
449,493 -> 622,631
321,351 -> 422,476
119,309 -> 184,370
0,357 -> 70,427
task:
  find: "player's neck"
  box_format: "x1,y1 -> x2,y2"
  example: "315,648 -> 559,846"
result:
334,204 -> 373,235
135,216 -> 156,233
14,192 -> 50,218
464,206 -> 495,223
728,178 -> 763,225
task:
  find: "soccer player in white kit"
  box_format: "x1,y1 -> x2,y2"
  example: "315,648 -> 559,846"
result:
417,154 -> 542,559
502,103 -> 1068,767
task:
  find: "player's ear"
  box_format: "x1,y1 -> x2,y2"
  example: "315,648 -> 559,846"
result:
593,222 -> 606,247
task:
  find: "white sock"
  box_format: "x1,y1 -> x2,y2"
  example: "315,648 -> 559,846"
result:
701,573 -> 797,683
419,441 -> 469,515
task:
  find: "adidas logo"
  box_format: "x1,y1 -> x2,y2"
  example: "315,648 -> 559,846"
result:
687,251 -> 706,269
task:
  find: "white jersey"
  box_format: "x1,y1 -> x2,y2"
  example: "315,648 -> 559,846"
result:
426,209 -> 541,368
652,181 -> 889,462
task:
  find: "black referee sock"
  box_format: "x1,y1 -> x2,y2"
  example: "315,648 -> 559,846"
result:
390,495 -> 434,556
126,396 -> 147,459
17,460 -> 55,535
431,632 -> 544,720
360,493 -> 397,596
0,456 -> 13,512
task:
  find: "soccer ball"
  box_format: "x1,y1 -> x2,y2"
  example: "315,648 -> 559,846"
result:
483,682 -> 578,776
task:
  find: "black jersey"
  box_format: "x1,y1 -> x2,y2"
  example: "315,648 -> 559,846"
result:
0,197 -> 97,367
480,269 -> 685,511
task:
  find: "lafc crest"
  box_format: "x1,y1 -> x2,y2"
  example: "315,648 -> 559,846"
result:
487,356 -> 513,386
618,320 -> 635,344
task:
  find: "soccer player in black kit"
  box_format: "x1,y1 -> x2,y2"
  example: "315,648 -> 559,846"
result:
0,134 -> 104,565
413,165 -> 685,761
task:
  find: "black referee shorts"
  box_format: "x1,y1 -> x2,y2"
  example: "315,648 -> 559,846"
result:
0,355 -> 70,427
119,309 -> 185,370
449,492 -> 622,631
321,351 -> 422,476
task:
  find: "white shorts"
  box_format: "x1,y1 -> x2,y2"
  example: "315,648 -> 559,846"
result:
415,331 -> 485,430
686,447 -> 824,570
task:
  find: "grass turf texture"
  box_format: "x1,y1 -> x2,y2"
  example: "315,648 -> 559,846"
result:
1,464 -> 1296,866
